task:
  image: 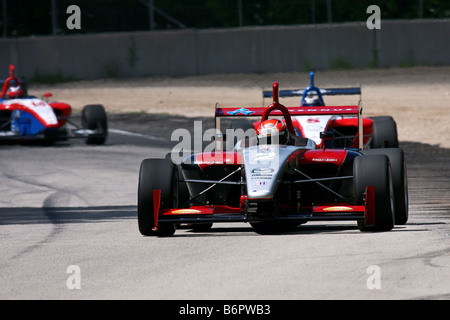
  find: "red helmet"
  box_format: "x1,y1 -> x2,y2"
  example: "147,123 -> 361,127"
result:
256,118 -> 289,144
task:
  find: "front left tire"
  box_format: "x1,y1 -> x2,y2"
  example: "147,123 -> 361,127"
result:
81,104 -> 108,145
354,154 -> 395,231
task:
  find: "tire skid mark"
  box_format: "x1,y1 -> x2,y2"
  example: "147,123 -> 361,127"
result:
5,192 -> 73,262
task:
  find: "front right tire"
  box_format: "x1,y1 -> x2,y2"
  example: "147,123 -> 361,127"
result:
138,158 -> 178,236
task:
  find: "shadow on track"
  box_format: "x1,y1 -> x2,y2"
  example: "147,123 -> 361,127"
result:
0,205 -> 137,225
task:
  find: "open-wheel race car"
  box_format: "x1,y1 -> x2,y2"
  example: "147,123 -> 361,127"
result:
0,65 -> 107,144
138,82 -> 408,236
231,71 -> 398,150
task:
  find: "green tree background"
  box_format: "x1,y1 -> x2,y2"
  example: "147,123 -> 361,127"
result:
1,0 -> 449,37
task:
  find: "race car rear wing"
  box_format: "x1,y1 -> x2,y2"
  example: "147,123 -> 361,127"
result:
215,81 -> 364,150
215,105 -> 361,117
263,87 -> 361,98
262,71 -> 361,106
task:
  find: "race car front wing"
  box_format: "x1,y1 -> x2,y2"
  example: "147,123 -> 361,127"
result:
150,186 -> 376,232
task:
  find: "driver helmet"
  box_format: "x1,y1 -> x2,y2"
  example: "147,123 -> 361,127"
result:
302,92 -> 322,106
6,79 -> 24,99
256,118 -> 289,145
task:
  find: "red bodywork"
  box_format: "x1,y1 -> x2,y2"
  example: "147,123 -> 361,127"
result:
154,185 -> 375,229
147,82 -> 377,232
1,64 -> 72,129
49,102 -> 72,128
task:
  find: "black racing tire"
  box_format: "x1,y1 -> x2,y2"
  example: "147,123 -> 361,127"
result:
137,158 -> 178,236
369,116 -> 398,148
81,104 -> 108,145
354,154 -> 394,231
361,148 -> 408,225
165,153 -> 190,208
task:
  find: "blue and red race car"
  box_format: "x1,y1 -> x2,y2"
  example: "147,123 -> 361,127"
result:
0,65 -> 107,144
230,71 -> 398,150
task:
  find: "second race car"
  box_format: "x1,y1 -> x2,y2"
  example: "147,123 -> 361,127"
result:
0,64 -> 108,144
231,71 -> 398,150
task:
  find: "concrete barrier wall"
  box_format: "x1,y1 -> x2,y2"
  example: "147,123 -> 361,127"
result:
377,20 -> 450,67
0,19 -> 448,80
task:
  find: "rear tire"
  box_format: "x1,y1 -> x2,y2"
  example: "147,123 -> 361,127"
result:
370,116 -> 398,148
354,154 -> 394,231
137,158 -> 178,236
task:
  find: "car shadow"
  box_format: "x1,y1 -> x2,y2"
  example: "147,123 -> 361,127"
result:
169,223 -> 361,238
172,221 -> 433,237
0,205 -> 137,225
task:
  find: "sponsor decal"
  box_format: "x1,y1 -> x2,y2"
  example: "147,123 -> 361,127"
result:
312,158 -> 338,162
251,168 -> 274,173
254,152 -> 276,160
170,209 -> 202,215
254,180 -> 268,187
227,107 -> 255,116
323,206 -> 354,212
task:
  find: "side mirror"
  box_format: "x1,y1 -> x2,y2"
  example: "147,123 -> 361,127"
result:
42,92 -> 52,102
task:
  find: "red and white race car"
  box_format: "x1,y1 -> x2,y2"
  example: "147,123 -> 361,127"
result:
137,81 -> 408,237
230,71 -> 398,150
0,65 -> 107,144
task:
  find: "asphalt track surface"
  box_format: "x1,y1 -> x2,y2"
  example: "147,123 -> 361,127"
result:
1,113 -> 449,300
